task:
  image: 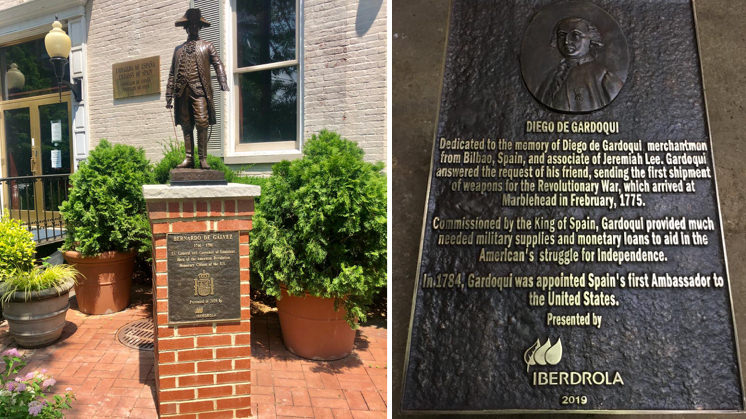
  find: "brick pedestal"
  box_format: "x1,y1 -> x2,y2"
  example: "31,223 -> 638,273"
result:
144,184 -> 260,419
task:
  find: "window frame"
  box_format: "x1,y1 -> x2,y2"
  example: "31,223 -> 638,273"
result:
226,0 -> 303,163
0,33 -> 71,101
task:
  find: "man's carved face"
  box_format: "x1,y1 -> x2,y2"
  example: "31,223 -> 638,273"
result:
556,18 -> 592,59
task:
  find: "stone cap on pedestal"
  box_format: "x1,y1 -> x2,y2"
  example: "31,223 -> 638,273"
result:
143,183 -> 261,201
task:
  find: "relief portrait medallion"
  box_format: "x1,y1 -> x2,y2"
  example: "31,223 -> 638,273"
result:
520,0 -> 629,113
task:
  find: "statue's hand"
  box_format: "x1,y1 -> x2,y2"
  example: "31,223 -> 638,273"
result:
220,83 -> 230,92
166,98 -> 173,109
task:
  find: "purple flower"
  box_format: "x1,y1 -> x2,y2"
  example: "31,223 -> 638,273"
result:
42,378 -> 56,389
25,371 -> 36,380
28,400 -> 43,416
16,382 -> 27,392
2,348 -> 21,357
5,381 -> 16,391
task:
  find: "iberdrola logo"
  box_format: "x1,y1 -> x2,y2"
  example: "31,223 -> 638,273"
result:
524,338 -> 562,372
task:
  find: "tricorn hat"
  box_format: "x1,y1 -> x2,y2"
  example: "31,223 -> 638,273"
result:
175,8 -> 210,28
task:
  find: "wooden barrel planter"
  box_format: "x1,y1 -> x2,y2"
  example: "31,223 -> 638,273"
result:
2,277 -> 74,348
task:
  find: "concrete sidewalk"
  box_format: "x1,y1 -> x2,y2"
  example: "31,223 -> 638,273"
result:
0,289 -> 387,418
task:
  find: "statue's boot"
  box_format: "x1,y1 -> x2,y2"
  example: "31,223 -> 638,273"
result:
197,126 -> 210,169
176,131 -> 194,168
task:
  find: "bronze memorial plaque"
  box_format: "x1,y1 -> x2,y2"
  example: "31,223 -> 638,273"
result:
167,232 -> 241,324
402,0 -> 744,414
112,56 -> 161,99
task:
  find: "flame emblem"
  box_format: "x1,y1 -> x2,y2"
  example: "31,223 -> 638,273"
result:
524,338 -> 562,372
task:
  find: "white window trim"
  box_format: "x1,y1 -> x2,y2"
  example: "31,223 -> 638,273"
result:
0,0 -> 85,44
223,0 -> 303,164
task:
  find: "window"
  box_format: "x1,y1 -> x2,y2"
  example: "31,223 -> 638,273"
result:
1,37 -> 70,101
232,0 -> 299,155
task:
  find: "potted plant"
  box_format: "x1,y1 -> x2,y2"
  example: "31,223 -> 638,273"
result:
251,130 -> 387,360
0,216 -> 78,347
1,265 -> 78,348
0,214 -> 36,322
60,140 -> 153,314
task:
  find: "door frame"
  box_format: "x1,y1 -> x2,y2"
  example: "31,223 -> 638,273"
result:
0,91 -> 73,222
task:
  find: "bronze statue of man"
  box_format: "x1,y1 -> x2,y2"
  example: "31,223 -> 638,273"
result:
166,8 -> 229,169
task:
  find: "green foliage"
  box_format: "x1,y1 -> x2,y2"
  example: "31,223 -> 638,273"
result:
232,175 -> 269,190
153,140 -> 270,192
153,140 -> 185,184
251,130 -> 387,327
60,140 -> 154,257
0,265 -> 78,304
0,348 -> 75,418
153,140 -> 235,183
0,217 -> 34,277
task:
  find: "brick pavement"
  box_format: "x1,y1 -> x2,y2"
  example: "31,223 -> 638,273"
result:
250,311 -> 387,419
0,289 -> 388,418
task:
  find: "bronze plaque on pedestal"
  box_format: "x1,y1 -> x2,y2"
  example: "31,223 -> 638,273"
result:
167,231 -> 241,324
112,56 -> 160,99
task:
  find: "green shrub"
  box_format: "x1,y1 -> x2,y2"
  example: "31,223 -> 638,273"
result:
231,174 -> 269,191
60,140 -> 153,257
153,140 -> 234,183
153,141 -> 185,184
251,130 -> 387,327
153,140 -> 270,192
0,216 -> 35,277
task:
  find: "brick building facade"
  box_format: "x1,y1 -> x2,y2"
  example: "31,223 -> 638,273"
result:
0,0 -> 386,177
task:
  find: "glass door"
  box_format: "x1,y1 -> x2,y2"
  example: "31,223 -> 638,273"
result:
1,92 -> 72,225
38,101 -> 71,214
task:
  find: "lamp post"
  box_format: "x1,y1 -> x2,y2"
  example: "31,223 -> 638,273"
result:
44,19 -> 82,102
5,63 -> 24,91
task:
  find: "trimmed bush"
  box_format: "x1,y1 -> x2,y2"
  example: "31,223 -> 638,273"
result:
0,216 -> 35,277
251,130 -> 387,326
153,140 -> 269,191
153,141 -> 186,184
60,140 -> 153,257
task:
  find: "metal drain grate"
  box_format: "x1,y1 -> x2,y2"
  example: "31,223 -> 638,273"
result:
117,318 -> 155,351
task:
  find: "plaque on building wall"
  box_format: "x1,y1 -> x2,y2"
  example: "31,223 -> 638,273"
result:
112,56 -> 160,99
167,232 -> 241,324
402,0 -> 744,413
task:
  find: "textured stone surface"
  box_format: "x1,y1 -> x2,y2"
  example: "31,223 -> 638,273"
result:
143,183 -> 260,200
396,0 -> 743,413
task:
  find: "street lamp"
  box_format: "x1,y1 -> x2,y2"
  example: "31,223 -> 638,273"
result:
44,19 -> 82,102
5,63 -> 25,91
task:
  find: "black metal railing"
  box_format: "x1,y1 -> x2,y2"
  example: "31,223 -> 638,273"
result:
0,174 -> 70,245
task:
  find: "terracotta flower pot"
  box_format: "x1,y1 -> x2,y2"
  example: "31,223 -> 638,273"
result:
62,250 -> 135,315
2,277 -> 75,348
276,288 -> 356,360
